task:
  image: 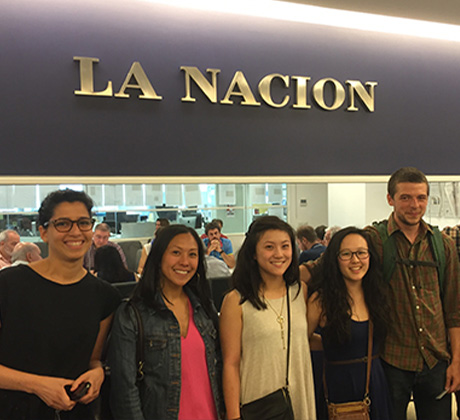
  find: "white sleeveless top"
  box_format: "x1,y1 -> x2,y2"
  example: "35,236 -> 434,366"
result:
240,283 -> 316,420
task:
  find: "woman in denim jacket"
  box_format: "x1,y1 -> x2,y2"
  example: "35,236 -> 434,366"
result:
109,225 -> 223,420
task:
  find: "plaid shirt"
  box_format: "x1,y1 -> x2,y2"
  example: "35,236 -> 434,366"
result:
443,225 -> 460,260
366,214 -> 460,371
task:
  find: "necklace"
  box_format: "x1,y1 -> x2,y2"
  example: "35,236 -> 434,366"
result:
265,294 -> 286,350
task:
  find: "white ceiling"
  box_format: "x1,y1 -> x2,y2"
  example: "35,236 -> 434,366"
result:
281,0 -> 460,26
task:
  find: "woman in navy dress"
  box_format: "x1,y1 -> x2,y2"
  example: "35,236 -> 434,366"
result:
307,227 -> 392,420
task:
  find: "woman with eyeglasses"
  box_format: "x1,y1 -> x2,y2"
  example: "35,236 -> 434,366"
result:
307,227 -> 392,420
0,189 -> 120,420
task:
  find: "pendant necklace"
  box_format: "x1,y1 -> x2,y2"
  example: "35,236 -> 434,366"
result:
265,294 -> 286,350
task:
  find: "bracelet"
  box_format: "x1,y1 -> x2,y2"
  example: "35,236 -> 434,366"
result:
219,250 -> 224,254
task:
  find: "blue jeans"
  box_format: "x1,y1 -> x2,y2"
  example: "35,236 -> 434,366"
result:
381,360 -> 451,420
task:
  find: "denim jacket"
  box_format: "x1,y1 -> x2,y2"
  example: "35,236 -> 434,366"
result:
108,288 -> 223,420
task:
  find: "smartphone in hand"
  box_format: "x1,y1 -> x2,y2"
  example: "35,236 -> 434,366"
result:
64,382 -> 91,401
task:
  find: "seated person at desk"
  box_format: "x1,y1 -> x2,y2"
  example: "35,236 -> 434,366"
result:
201,219 -> 228,239
296,225 -> 326,264
203,222 -> 235,269
10,242 -> 42,267
0,230 -> 21,269
83,223 -> 127,272
94,245 -> 137,284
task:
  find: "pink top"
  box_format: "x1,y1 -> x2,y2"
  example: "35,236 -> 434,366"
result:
179,299 -> 218,420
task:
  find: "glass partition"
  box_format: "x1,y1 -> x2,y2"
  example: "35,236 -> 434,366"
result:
0,183 -> 287,240
1,180 -> 456,242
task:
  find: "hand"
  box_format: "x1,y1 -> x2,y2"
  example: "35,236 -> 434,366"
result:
33,376 -> 77,411
70,366 -> 105,404
208,240 -> 220,253
211,239 -> 222,253
445,360 -> 460,392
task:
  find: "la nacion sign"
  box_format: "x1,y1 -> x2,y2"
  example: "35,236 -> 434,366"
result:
74,57 -> 378,112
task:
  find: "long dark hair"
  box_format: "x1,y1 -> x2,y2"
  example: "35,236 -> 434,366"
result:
232,216 -> 299,310
133,224 -> 215,322
94,245 -> 134,284
312,227 -> 390,345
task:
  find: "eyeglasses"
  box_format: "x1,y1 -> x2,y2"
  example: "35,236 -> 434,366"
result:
43,218 -> 95,233
337,249 -> 369,261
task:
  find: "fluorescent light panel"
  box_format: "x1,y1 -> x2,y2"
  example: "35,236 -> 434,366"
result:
146,0 -> 460,42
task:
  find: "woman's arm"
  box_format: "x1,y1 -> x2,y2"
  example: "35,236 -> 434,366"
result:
72,314 -> 114,404
220,290 -> 243,420
0,364 -> 76,411
108,305 -> 145,420
307,291 -> 323,339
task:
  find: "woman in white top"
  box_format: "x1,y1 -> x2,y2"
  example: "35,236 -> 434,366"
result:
220,216 -> 316,420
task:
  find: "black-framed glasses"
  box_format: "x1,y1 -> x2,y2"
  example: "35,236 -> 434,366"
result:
337,248 -> 369,261
43,217 -> 95,233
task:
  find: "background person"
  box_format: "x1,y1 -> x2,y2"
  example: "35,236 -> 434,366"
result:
0,229 -> 20,269
83,223 -> 127,272
296,224 -> 326,264
201,219 -> 228,240
10,242 -> 42,266
94,245 -> 137,284
109,225 -> 223,420
203,222 -> 235,269
315,225 -> 327,244
323,225 -> 341,246
308,227 -> 392,420
220,215 -> 316,420
0,189 -> 120,419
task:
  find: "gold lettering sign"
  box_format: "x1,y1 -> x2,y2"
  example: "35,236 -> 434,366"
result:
181,66 -> 220,103
312,78 -> 346,111
115,62 -> 162,100
74,57 -> 377,112
220,71 -> 261,106
346,80 -> 378,112
258,74 -> 290,108
291,76 -> 311,109
74,57 -> 113,97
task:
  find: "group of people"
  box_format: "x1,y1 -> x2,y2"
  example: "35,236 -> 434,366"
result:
0,165 -> 459,420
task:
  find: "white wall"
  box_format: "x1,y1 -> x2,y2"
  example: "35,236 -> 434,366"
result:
328,183 -> 366,228
287,183 -> 328,229
365,183 -> 392,225
288,182 -> 392,231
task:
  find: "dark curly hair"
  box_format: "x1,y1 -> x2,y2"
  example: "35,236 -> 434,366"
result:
312,227 -> 390,346
38,189 -> 93,227
232,215 -> 299,310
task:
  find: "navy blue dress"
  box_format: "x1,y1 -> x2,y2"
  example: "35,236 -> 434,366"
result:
321,320 -> 392,420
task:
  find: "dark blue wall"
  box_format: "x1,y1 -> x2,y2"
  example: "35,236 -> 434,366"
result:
1,1 -> 459,176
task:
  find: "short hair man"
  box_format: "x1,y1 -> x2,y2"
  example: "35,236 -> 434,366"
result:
369,167 -> 460,419
83,223 -> 127,271
10,242 -> 42,266
203,222 -> 235,269
201,218 -> 228,240
0,230 -> 21,269
296,225 -> 326,264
